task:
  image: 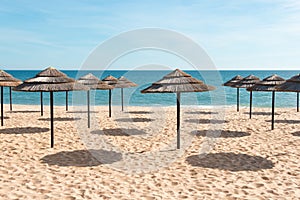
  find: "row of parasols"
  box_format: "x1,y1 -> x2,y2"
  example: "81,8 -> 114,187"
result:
223,74 -> 300,130
0,67 -> 141,147
0,67 -> 299,149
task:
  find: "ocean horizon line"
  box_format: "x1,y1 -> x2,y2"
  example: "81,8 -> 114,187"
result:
3,69 -> 299,71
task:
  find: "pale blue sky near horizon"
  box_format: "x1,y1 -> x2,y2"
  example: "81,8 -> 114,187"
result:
1,0 -> 300,70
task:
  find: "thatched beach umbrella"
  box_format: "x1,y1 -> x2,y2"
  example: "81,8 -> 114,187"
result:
78,73 -> 113,127
102,75 -> 118,117
223,75 -> 243,112
14,67 -> 88,148
275,74 -> 300,112
0,70 -> 22,126
141,69 -> 215,149
247,75 -> 285,130
114,76 -> 137,111
234,75 -> 260,119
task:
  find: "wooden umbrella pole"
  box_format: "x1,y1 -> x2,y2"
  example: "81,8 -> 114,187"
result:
87,90 -> 90,128
121,88 -> 124,112
9,87 -> 12,111
50,91 -> 54,148
249,91 -> 253,119
271,91 -> 275,130
66,91 -> 68,111
109,89 -> 112,118
40,92 -> 43,116
177,92 -> 181,149
1,86 -> 3,126
237,88 -> 240,112
297,92 -> 299,112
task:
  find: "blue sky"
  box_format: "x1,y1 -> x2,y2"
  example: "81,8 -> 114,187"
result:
1,0 -> 300,70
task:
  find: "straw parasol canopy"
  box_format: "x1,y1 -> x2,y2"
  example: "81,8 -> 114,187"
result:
248,74 -> 285,92
234,75 -> 260,88
276,74 -> 300,112
101,75 -> 118,117
102,75 -> 118,86
114,76 -> 137,111
14,67 -> 87,92
14,67 -> 88,148
0,70 -> 22,126
0,70 -> 22,87
223,75 -> 243,87
247,74 -> 285,130
78,73 -> 113,90
141,69 -> 215,149
15,67 -> 83,115
275,74 -> 300,92
233,75 -> 260,119
78,73 -> 113,127
114,76 -> 137,88
222,75 -> 243,112
142,69 -> 215,93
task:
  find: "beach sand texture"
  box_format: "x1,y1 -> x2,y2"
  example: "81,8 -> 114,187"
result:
0,104 -> 299,199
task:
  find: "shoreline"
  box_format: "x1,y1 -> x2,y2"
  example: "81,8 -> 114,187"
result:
2,103 -> 298,109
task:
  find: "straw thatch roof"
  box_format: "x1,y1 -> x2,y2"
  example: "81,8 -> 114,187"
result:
78,73 -> 113,90
14,67 -> 88,92
223,75 -> 243,87
114,76 -> 137,88
0,70 -> 22,87
78,73 -> 99,86
247,74 -> 285,92
275,74 -> 300,92
141,69 -> 215,93
102,75 -> 118,86
233,75 -> 260,88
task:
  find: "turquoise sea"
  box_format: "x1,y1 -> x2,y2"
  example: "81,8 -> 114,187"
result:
2,70 -> 299,108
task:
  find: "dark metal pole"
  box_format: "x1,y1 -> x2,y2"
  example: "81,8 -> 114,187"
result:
249,91 -> 252,119
237,88 -> 240,112
40,92 -> 43,116
66,91 -> 68,111
87,90 -> 90,128
271,91 -> 275,130
109,89 -> 112,117
177,92 -> 181,149
121,88 -> 124,111
297,92 -> 299,112
1,86 -> 3,126
50,91 -> 54,148
9,87 -> 12,111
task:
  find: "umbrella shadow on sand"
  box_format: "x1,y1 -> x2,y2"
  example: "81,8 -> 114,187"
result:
265,119 -> 300,124
41,149 -> 122,167
67,111 -> 99,114
186,153 -> 274,171
0,127 -> 49,134
115,118 -> 154,122
38,117 -> 81,121
126,111 -> 154,114
244,112 -> 280,116
292,131 -> 300,137
91,128 -> 147,136
185,111 -> 218,115
191,130 -> 250,138
185,119 -> 228,124
8,110 -> 40,113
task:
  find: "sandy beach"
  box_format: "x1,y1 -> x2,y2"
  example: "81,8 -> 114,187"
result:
0,104 -> 299,199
